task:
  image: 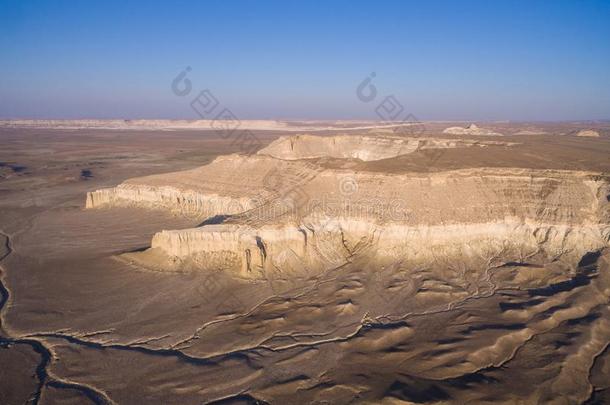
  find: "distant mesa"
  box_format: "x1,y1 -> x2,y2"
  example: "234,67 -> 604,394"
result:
257,134 -> 513,162
576,129 -> 600,137
443,124 -> 503,136
514,129 -> 548,135
0,119 -> 426,133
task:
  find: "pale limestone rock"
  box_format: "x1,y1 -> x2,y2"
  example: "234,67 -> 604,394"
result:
443,124 -> 504,136
86,134 -> 610,279
257,134 -> 511,161
149,219 -> 610,278
576,129 -> 600,137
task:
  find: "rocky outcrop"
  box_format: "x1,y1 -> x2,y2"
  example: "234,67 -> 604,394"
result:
443,124 -> 503,136
85,135 -> 517,214
87,134 -> 610,280
147,219 -> 610,278
86,184 -> 256,217
257,134 -> 512,161
577,129 -> 601,137
119,166 -> 610,279
88,162 -> 610,225
85,154 -> 303,215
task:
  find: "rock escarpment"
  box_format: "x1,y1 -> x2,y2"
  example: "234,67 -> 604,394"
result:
86,154 -> 291,215
150,219 -> 609,279
85,134 -> 610,280
86,135 -> 516,212
257,134 -> 512,161
577,129 -> 601,137
443,124 -> 503,136
139,169 -> 610,278
86,183 -> 257,218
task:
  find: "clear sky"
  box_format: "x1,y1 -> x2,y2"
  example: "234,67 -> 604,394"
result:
1,0 -> 609,121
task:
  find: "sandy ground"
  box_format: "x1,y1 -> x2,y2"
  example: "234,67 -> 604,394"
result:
1,123 -> 610,404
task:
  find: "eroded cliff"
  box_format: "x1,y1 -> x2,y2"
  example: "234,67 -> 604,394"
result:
85,134 -> 610,282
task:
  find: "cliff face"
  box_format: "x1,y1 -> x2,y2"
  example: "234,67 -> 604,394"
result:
85,154 -> 289,215
86,184 -> 256,218
87,134 -> 610,279
87,163 -> 609,225
150,220 -> 610,279
144,169 -> 609,277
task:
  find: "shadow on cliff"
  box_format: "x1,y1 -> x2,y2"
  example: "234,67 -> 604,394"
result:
198,215 -> 231,227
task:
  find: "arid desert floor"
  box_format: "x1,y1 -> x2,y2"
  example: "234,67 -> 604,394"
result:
1,120 -> 610,404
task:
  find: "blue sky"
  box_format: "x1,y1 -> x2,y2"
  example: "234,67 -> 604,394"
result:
1,0 -> 609,120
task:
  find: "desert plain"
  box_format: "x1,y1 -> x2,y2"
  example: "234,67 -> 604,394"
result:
1,120 -> 610,404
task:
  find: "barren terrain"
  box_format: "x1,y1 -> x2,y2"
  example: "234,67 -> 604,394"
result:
1,120 -> 610,404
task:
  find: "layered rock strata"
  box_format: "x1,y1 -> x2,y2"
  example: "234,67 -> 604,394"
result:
86,137 -> 610,279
